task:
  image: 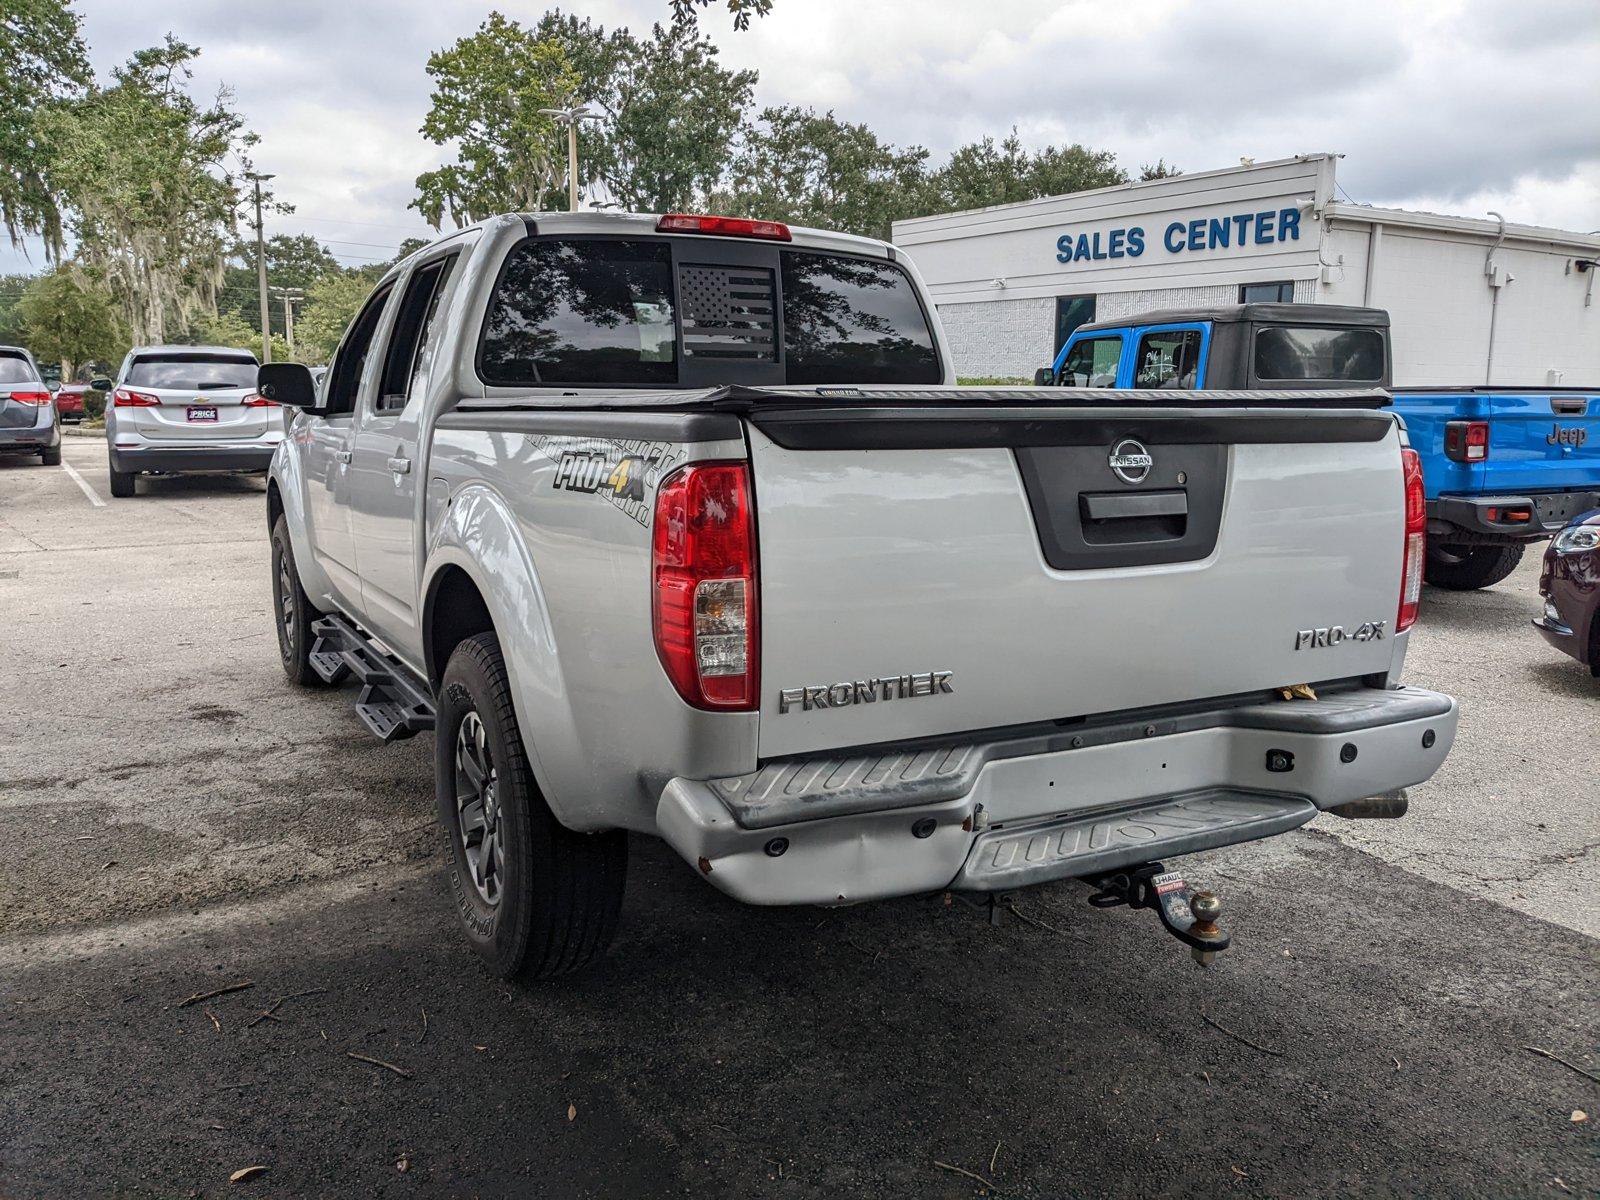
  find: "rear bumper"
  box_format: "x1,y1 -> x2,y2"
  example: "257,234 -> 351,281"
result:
657,686 -> 1458,906
0,422 -> 60,454
1431,492 -> 1600,541
109,442 -> 277,474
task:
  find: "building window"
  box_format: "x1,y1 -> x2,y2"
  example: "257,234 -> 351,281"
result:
1239,280 -> 1295,303
1054,295 -> 1096,354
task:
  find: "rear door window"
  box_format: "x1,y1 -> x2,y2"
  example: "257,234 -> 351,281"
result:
1060,335 -> 1123,387
779,251 -> 940,384
0,353 -> 37,384
126,355 -> 257,390
480,240 -> 676,386
1254,326 -> 1384,382
376,254 -> 458,413
1133,329 -> 1202,389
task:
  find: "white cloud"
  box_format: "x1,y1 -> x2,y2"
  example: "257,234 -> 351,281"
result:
2,0 -> 1593,275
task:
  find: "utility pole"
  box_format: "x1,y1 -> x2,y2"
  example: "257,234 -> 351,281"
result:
271,287 -> 305,357
246,171 -> 275,363
537,102 -> 601,211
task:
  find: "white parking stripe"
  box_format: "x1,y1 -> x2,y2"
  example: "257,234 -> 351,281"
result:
60,459 -> 106,508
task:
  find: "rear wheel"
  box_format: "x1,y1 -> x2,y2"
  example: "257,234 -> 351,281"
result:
1424,542 -> 1524,590
271,514 -> 325,686
436,632 -> 627,982
40,444 -> 60,466
107,467 -> 135,498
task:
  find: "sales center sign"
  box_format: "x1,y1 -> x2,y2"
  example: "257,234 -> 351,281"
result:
1054,205 -> 1304,264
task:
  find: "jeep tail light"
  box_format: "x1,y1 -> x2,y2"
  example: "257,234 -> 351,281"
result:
241,392 -> 277,407
652,462 -> 758,709
1444,420 -> 1489,462
7,390 -> 52,405
112,388 -> 161,407
656,213 -> 792,242
1398,447 -> 1425,632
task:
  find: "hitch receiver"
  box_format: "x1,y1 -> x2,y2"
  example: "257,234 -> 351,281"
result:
1086,862 -> 1231,965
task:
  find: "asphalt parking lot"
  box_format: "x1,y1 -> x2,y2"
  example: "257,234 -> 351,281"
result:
2,437 -> 1597,1198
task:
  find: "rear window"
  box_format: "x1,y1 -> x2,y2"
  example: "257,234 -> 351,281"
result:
480,240 -> 676,386
126,355 -> 258,390
0,353 -> 37,385
478,238 -> 941,387
779,251 -> 940,384
1254,326 -> 1384,382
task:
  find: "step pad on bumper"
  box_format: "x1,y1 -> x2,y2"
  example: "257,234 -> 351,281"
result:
955,789 -> 1317,892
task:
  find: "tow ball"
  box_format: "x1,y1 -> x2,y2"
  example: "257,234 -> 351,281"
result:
1085,862 -> 1230,965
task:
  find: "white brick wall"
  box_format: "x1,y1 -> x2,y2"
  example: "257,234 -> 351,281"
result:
938,279 -> 1317,379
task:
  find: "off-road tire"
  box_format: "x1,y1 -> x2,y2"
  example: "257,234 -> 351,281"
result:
271,514 -> 326,686
107,467 -> 135,498
1424,542 -> 1524,591
436,632 -> 627,982
40,444 -> 60,466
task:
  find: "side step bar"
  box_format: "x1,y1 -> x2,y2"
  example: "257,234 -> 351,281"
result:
308,615 -> 436,742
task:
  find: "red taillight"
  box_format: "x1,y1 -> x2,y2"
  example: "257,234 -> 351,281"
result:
1398,447 -> 1425,632
112,388 -> 160,407
656,213 -> 792,242
1444,420 -> 1489,463
7,391 -> 52,405
652,462 -> 758,710
241,392 -> 277,407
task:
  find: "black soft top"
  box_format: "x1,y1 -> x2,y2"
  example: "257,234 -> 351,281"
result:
1076,303 -> 1390,335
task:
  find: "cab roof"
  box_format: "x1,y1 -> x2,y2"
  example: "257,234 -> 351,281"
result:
1077,303 -> 1389,335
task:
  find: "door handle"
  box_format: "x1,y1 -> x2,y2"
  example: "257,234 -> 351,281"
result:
387,456 -> 412,475
1551,398 -> 1587,415
335,449 -> 352,464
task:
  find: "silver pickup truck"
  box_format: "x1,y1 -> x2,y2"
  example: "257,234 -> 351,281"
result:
260,211 -> 1459,980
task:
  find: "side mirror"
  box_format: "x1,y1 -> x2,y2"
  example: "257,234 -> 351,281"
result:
90,377 -> 113,392
47,380 -> 60,393
258,362 -> 319,410
1032,367 -> 1055,387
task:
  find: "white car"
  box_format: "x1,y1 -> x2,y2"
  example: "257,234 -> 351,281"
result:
101,346 -> 281,498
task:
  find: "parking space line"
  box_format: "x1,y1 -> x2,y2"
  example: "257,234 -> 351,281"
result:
60,459 -> 106,508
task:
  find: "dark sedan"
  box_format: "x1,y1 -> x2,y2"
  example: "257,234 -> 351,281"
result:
1534,509 -> 1600,675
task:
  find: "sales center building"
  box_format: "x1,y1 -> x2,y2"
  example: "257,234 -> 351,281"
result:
892,153 -> 1600,386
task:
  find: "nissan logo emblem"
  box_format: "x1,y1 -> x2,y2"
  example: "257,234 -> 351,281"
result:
1108,438 -> 1154,485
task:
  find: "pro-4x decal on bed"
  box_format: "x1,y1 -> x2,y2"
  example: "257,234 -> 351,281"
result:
527,434 -> 684,527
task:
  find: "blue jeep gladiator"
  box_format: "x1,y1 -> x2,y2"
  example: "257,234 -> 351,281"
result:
1037,303 -> 1600,590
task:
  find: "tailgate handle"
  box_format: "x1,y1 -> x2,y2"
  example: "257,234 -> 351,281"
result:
1551,397 -> 1588,415
1080,489 -> 1189,521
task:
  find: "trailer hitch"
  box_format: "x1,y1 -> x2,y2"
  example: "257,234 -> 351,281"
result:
1086,862 -> 1230,965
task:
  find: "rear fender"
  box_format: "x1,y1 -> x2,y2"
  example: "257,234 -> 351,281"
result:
423,483 -> 587,830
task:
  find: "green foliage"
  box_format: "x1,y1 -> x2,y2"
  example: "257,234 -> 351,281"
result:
219,233 -> 340,333
295,271 -> 377,364
713,106 -> 932,242
0,272 -> 38,343
0,0 -> 91,257
39,37 -> 259,345
13,267 -> 127,378
929,131 -> 1128,213
1139,159 -> 1182,181
668,0 -> 772,30
412,12 -> 581,227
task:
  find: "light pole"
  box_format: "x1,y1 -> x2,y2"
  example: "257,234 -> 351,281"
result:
270,287 -> 304,357
538,103 -> 602,211
245,171 -> 275,363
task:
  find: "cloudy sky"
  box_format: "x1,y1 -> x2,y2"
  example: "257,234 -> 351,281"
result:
4,0 -> 1596,274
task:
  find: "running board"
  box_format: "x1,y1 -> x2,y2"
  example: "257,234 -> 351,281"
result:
953,789 -> 1317,892
308,615 -> 436,742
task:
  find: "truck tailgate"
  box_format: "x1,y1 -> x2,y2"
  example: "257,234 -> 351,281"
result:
748,403 -> 1404,759
1479,391 -> 1600,493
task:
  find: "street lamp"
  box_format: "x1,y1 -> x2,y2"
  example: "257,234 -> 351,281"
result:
538,102 -> 602,211
245,171 -> 275,363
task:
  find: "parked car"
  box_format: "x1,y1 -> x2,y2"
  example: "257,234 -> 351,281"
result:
1533,509 -> 1600,675
261,211 -> 1458,982
0,345 -> 62,466
99,346 -> 278,498
1038,304 -> 1600,590
54,382 -> 90,424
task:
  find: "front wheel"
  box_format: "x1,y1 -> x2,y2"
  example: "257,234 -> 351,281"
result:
1424,542 -> 1525,591
271,514 -> 326,686
436,632 -> 627,981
